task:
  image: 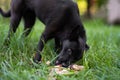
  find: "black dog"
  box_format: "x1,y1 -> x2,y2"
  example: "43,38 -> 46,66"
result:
0,0 -> 89,67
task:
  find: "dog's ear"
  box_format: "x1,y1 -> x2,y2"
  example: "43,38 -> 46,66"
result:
78,37 -> 89,51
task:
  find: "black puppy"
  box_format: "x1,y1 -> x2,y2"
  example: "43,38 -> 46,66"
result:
0,0 -> 89,67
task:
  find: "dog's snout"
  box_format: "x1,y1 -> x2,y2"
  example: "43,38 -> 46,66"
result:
55,57 -> 63,65
55,56 -> 71,67
62,63 -> 69,67
58,56 -> 63,61
55,60 -> 60,65
55,55 -> 66,65
55,60 -> 69,67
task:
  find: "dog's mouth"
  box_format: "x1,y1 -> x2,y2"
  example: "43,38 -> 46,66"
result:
55,59 -> 71,67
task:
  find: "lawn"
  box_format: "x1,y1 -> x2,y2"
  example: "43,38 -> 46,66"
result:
0,16 -> 120,80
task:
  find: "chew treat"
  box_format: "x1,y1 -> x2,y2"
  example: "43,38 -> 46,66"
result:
54,67 -> 69,75
47,60 -> 84,76
50,66 -> 71,75
70,64 -> 84,71
54,65 -> 62,67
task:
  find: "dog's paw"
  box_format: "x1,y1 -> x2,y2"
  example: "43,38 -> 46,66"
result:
33,53 -> 42,64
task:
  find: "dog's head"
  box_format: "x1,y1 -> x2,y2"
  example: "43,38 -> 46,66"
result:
55,37 -> 89,67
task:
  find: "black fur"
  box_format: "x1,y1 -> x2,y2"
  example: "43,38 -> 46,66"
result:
0,0 -> 89,67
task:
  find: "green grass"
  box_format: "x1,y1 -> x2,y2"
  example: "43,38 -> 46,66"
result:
0,16 -> 120,80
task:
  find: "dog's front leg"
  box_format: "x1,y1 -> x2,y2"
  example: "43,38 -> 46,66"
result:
33,29 -> 53,63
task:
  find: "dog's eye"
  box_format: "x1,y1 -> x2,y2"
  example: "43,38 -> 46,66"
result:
67,49 -> 72,55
